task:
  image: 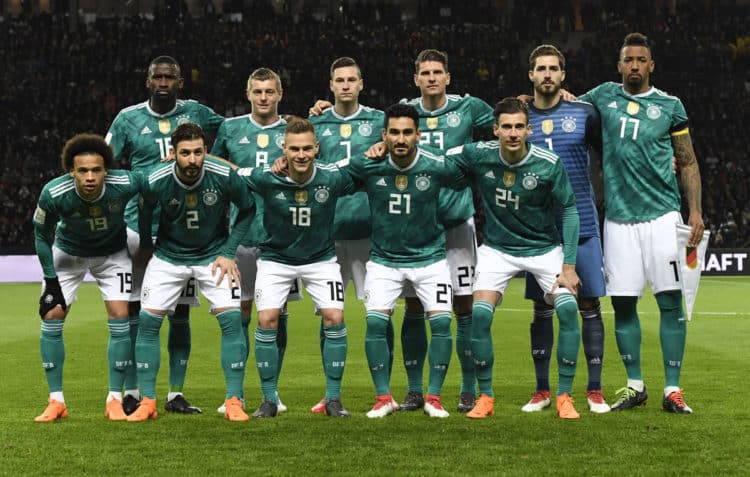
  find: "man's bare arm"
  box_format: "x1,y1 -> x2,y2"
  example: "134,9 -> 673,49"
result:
673,131 -> 705,246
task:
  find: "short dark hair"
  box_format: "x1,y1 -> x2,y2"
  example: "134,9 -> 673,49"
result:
60,134 -> 114,171
285,116 -> 315,135
148,55 -> 181,77
171,122 -> 205,149
384,103 -> 419,129
528,44 -> 566,70
330,57 -> 361,79
621,32 -> 651,55
493,98 -> 529,124
414,49 -> 448,73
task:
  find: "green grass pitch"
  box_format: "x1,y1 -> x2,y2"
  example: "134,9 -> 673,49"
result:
1,277 -> 748,476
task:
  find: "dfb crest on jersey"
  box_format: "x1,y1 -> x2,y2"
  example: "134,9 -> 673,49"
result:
395,175 -> 408,191
426,117 -> 439,129
562,116 -> 577,133
158,119 -> 171,134
542,119 -> 554,135
358,122 -> 373,137
340,124 -> 352,138
275,134 -> 284,148
415,174 -> 431,191
503,171 -> 515,187
647,105 -> 661,120
186,193 -> 198,208
89,206 -> 103,217
446,112 -> 461,128
295,190 -> 308,204
203,189 -> 219,206
627,102 -> 640,115
257,134 -> 269,148
522,172 -> 539,190
315,186 -> 330,203
176,114 -> 191,126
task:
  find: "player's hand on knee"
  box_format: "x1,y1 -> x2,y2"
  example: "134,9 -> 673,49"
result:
39,277 -> 67,319
556,265 -> 581,296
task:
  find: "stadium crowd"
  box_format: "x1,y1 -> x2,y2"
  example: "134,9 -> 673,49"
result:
0,0 -> 748,253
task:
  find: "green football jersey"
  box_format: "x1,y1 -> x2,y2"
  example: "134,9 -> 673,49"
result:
579,82 -> 688,222
236,162 -> 355,266
139,156 -> 254,266
211,115 -> 287,247
33,170 -> 146,277
341,148 -> 464,268
448,141 -> 579,263
311,104 -> 384,240
105,99 -> 224,233
401,94 -> 495,228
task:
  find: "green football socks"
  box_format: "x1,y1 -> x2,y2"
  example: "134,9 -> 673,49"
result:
323,323 -> 348,401
471,301 -> 495,397
135,310 -> 164,399
40,319 -> 65,393
426,312 -> 452,396
107,318 -> 131,392
216,309 -> 245,399
365,311 -> 391,396
554,294 -> 580,395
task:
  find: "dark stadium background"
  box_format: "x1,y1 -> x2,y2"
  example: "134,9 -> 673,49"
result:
1,0 -> 747,255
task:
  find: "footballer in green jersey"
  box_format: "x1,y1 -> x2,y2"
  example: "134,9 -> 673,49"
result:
443,98 -> 583,419
210,67 -> 298,415
578,33 -> 704,414
32,134 -> 146,422
105,56 -> 224,414
399,49 -> 496,412
128,123 -> 254,422
342,104 -> 465,418
235,118 -> 354,417
306,57 -> 385,414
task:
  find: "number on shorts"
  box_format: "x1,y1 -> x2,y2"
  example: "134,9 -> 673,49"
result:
327,280 -> 345,302
457,265 -> 475,288
117,272 -> 132,293
179,278 -> 196,298
669,260 -> 680,282
436,283 -> 452,304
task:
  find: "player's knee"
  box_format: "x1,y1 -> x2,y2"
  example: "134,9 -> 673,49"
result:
578,297 -> 600,310
656,290 -> 685,322
321,309 -> 344,327
427,313 -> 451,337
471,301 -> 494,334
611,295 -> 638,314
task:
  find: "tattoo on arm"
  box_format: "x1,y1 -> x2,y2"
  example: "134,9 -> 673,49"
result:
672,133 -> 702,214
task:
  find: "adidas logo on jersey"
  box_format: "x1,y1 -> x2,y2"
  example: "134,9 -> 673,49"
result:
141,126 -> 152,134
239,136 -> 250,144
484,170 -> 496,179
608,101 -> 617,109
275,192 -> 286,200
322,129 -> 333,137
376,178 -> 387,186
